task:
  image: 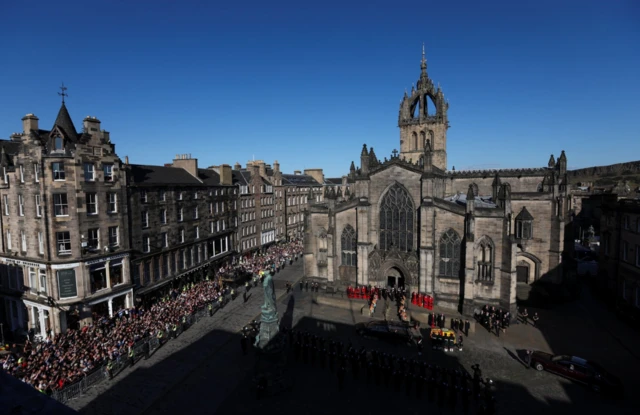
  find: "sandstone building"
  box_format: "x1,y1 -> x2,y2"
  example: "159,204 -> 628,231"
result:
304,51 -> 573,315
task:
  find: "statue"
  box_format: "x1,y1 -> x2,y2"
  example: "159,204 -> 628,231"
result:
261,271 -> 277,316
254,271 -> 280,350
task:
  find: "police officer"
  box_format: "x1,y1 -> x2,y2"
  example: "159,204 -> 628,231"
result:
208,302 -> 214,317
128,347 -> 135,367
465,319 -> 471,337
106,359 -> 114,379
171,323 -> 178,339
143,340 -> 150,360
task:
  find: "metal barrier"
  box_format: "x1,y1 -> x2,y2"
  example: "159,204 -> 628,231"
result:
50,303 -> 219,404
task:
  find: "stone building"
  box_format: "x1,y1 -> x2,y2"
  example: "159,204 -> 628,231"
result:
599,198 -> 640,307
125,155 -> 237,301
0,103 -> 132,338
304,51 -> 572,315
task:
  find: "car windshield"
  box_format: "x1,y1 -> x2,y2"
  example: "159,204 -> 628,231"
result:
551,355 -> 568,362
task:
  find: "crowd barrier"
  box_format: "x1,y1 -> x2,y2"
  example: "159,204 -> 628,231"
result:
50,303 -> 213,405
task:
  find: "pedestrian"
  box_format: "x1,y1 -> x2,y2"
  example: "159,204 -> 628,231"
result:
521,308 -> 529,325
128,347 -> 135,367
305,281 -> 309,291
106,359 -> 114,380
464,319 -> 470,337
525,350 -> 532,368
208,302 -> 213,317
299,280 -> 303,291
532,312 -> 539,326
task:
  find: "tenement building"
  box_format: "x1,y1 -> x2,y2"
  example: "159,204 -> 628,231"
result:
0,103 -> 132,338
304,51 -> 572,315
599,198 -> 640,309
125,155 -> 237,301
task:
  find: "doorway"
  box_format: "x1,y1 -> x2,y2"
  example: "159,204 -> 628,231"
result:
386,267 -> 405,289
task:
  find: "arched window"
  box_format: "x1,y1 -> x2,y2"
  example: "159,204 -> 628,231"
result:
476,239 -> 493,281
515,207 -> 534,240
341,225 -> 357,266
419,131 -> 426,150
379,184 -> 414,251
428,130 -> 434,144
439,229 -> 461,277
411,132 -> 418,151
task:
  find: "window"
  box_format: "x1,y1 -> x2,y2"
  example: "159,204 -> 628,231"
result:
21,231 -> 26,252
35,195 -> 42,217
143,236 -> 151,253
162,232 -> 169,248
515,207 -> 534,240
86,193 -> 98,215
439,229 -> 461,278
476,239 -> 493,281
341,225 -> 357,266
6,231 -> 11,251
108,192 -> 118,213
53,194 -> 69,216
54,135 -> 64,151
52,162 -> 65,181
18,195 -> 24,216
39,269 -> 46,294
194,191 -> 198,199
622,241 -> 628,261
33,163 -> 40,183
29,268 -> 37,293
379,184 -> 414,251
108,226 -> 119,247
2,167 -> 7,184
160,190 -> 166,202
83,163 -> 95,181
195,226 -> 200,239
180,228 -> 185,243
103,164 -> 114,182
194,206 -> 198,219
19,165 -> 24,183
2,195 -> 7,215
210,221 -> 214,233
88,228 -> 99,249
160,209 -> 167,224
141,211 -> 149,228
209,203 -> 213,215
178,191 -> 183,201
56,231 -> 71,255
140,190 -> 148,204
38,232 -> 44,254
178,208 -> 183,222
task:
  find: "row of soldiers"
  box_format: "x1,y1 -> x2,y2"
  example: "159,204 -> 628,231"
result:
284,329 -> 496,414
299,280 -> 321,292
476,305 -> 511,337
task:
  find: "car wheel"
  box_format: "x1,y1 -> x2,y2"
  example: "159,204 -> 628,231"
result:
534,362 -> 544,371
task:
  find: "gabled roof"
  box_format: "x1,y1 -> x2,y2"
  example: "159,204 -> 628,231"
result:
52,103 -> 79,142
0,140 -> 21,155
324,177 -> 343,185
281,173 -> 322,186
515,206 -> 534,221
232,170 -> 250,186
129,164 -> 202,186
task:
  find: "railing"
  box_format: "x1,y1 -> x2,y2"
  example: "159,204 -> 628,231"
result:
49,302 -> 216,405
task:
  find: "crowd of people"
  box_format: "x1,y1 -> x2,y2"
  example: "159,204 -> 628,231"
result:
474,305 -> 513,337
282,329 -> 497,414
1,241 -> 303,395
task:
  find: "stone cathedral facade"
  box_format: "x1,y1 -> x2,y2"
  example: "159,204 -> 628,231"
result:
304,52 -> 572,315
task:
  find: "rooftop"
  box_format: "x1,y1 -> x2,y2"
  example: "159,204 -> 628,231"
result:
445,193 -> 497,208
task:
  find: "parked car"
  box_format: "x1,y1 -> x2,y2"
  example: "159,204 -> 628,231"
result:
355,321 -> 422,344
530,351 -> 624,397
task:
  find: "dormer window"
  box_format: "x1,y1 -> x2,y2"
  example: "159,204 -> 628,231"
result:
515,207 -> 534,240
54,136 -> 64,151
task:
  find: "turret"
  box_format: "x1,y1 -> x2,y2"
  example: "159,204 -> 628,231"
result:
548,154 -> 556,169
557,150 -> 567,175
360,144 -> 369,175
349,160 -> 356,180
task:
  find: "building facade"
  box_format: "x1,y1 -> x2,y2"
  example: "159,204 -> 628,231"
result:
304,51 -> 572,315
0,104 -> 132,339
599,198 -> 640,308
126,155 -> 237,301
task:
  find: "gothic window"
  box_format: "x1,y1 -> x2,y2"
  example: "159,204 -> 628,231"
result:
53,135 -> 64,151
428,130 -> 434,143
439,229 -> 461,278
341,224 -> 357,266
420,131 -> 426,150
379,184 -> 414,251
411,132 -> 418,150
515,207 -> 534,240
476,238 -> 493,281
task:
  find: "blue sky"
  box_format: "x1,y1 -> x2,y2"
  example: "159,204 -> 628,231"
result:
1,0 -> 638,177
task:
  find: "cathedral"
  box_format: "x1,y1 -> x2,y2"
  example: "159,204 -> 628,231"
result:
303,50 -> 572,315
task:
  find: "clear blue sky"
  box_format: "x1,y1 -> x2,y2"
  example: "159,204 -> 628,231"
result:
1,0 -> 638,177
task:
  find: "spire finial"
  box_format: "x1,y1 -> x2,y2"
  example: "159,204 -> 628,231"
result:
422,43 -> 425,62
58,82 -> 68,104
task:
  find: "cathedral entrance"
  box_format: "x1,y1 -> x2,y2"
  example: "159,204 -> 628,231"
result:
385,267 -> 405,289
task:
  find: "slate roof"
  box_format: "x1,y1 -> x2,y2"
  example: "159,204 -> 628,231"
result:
232,170 -> 250,186
515,206 -> 534,221
52,103 -> 79,141
325,177 -> 343,185
0,140 -> 21,155
281,173 -> 322,186
129,164 -> 202,186
445,193 -> 497,208
197,168 -> 221,186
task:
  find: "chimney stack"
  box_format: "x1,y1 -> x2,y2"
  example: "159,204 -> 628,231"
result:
294,170 -> 301,175
303,168 -> 324,184
172,153 -> 198,178
219,164 -> 232,185
22,114 -> 39,134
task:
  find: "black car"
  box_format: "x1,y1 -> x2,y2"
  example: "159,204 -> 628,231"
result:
355,321 -> 422,344
530,351 -> 624,397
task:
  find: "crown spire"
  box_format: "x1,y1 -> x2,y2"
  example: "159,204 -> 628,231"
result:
420,43 -> 427,74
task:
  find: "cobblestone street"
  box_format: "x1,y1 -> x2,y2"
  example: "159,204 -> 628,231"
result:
65,265 -> 639,415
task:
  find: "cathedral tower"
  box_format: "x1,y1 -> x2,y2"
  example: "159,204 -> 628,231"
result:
398,46 -> 449,170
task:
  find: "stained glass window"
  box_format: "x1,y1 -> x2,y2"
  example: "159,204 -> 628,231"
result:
439,229 -> 461,277
379,184 -> 414,251
341,225 -> 357,266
